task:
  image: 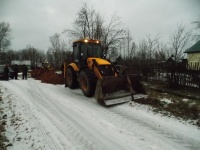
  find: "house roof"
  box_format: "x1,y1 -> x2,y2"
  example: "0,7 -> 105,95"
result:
166,56 -> 175,62
184,40 -> 200,53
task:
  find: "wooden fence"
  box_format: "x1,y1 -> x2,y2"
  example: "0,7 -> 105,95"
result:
147,62 -> 200,89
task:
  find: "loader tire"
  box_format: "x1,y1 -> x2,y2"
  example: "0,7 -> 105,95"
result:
79,69 -> 97,97
66,67 -> 78,89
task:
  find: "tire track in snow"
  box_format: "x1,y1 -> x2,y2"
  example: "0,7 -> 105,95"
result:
1,82 -> 61,150
108,105 -> 200,150
1,80 -> 200,150
21,100 -> 61,150
55,87 -> 200,150
29,84 -> 132,150
3,80 -> 97,150
27,88 -> 99,150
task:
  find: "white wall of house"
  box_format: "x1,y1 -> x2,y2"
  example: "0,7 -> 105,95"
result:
187,53 -> 200,70
188,53 -> 200,62
11,60 -> 31,66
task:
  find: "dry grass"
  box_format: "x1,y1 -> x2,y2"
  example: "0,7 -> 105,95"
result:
0,120 -> 8,150
0,90 -> 9,150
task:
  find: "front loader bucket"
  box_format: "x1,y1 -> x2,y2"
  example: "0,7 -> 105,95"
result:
94,74 -> 146,106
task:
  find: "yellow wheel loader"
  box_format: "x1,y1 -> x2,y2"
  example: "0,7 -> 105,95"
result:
42,61 -> 52,70
64,39 -> 146,106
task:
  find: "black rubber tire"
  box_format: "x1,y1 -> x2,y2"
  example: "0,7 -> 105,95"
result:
66,67 -> 78,89
79,69 -> 97,97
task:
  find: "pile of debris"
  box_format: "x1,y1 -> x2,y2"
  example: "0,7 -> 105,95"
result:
30,68 -> 65,85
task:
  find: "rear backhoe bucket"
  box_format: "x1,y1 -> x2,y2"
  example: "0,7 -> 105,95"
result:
94,74 -> 146,106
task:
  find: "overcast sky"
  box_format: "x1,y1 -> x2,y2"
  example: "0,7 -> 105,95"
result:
0,0 -> 200,51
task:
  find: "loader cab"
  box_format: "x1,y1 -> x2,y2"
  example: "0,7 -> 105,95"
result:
73,39 -> 102,67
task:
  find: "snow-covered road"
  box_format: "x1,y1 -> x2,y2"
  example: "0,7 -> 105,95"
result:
0,79 -> 200,150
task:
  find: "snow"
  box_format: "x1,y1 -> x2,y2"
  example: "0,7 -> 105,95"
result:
182,98 -> 189,102
160,98 -> 172,104
0,78 -> 200,150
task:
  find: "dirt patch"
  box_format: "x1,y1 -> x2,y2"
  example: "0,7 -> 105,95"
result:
31,68 -> 65,85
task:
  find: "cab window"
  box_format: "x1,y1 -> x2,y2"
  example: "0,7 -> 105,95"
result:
73,44 -> 79,62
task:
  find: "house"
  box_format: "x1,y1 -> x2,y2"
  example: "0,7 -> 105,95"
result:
11,60 -> 31,70
166,55 -> 175,63
184,40 -> 200,70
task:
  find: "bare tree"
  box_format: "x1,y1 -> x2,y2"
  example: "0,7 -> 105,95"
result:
0,22 -> 11,64
137,39 -> 148,62
65,3 -> 97,39
0,22 -> 11,52
145,34 -> 160,64
50,33 -> 61,50
17,45 -> 46,66
115,37 -> 126,58
129,41 -> 137,59
49,33 -> 61,67
101,13 -> 126,55
49,33 -> 69,68
121,29 -> 132,59
119,29 -> 138,60
169,24 -> 192,62
26,46 -> 45,66
64,3 -> 126,56
94,13 -> 104,40
154,43 -> 167,62
136,39 -> 149,77
5,49 -> 15,63
135,34 -> 160,65
193,17 -> 200,40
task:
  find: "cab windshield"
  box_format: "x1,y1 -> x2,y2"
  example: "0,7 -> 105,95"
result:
81,43 -> 101,59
